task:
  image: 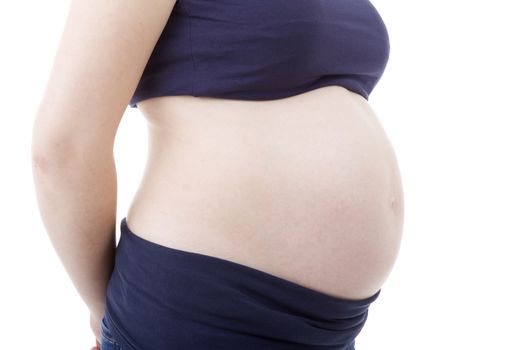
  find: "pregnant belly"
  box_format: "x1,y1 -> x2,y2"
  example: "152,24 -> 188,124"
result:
126,85 -> 404,300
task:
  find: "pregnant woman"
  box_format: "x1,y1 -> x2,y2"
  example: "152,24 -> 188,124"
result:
31,0 -> 404,349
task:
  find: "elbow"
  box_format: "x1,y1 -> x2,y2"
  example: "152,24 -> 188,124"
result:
31,139 -> 114,177
31,138 -> 77,174
31,116 -> 76,171
31,121 -> 115,174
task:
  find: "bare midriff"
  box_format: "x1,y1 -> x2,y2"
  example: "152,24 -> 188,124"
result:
126,85 -> 404,300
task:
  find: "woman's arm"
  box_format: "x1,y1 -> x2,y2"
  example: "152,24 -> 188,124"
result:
31,146 -> 118,318
30,0 -> 178,321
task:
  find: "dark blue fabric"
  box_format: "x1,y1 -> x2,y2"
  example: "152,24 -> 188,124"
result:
104,217 -> 381,349
129,0 -> 390,108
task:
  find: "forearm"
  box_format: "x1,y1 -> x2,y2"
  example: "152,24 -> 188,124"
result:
31,147 -> 117,317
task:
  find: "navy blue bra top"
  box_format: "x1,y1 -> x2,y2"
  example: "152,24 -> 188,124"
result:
129,0 -> 390,108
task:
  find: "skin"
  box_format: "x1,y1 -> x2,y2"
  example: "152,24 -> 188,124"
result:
31,0 -> 404,348
131,86 -> 404,300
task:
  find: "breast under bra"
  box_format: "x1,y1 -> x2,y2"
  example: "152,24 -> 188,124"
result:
129,0 -> 390,108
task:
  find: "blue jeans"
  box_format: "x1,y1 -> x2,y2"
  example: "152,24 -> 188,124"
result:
100,314 -> 123,350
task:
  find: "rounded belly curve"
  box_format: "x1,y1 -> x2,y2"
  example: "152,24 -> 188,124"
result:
126,85 -> 404,300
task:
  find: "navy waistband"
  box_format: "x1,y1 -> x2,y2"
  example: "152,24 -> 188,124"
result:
104,217 -> 381,349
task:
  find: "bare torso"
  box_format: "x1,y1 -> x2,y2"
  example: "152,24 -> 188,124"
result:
125,85 -> 404,300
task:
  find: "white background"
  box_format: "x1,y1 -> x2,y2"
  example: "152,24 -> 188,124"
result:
1,0 -> 524,349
